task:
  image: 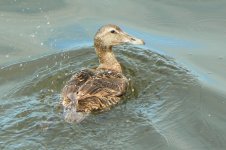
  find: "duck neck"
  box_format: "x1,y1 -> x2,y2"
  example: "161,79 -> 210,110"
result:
94,43 -> 122,73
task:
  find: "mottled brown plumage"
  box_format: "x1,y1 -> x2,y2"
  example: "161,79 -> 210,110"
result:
61,24 -> 144,122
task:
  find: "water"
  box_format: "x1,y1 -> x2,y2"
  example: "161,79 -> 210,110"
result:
1,0 -> 226,150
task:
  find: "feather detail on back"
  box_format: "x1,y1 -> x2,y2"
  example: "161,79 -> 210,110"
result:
62,69 -> 128,113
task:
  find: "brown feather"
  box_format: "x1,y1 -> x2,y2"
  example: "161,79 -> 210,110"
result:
62,69 -> 128,112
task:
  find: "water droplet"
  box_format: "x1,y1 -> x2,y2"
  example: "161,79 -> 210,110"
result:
47,21 -> 50,25
40,42 -> 44,46
208,114 -> 211,117
5,55 -> 9,58
19,64 -> 23,67
30,34 -> 35,38
36,25 -> 41,29
37,74 -> 39,77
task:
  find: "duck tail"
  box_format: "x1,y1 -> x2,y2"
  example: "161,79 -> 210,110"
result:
64,108 -> 89,123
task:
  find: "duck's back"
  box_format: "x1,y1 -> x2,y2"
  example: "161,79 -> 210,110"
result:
62,69 -> 128,113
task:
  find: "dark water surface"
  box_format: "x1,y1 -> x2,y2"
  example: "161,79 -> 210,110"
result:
1,0 -> 226,150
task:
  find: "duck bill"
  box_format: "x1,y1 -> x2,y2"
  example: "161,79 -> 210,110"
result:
121,32 -> 145,45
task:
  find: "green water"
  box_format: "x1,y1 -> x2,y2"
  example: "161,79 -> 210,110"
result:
0,47 -> 198,149
1,0 -> 226,150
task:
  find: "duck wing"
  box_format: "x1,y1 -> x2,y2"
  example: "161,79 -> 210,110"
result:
76,71 -> 128,112
61,69 -> 95,106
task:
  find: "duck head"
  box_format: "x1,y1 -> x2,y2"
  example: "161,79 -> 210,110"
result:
94,24 -> 145,48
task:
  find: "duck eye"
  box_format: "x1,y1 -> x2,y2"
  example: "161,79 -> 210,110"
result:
110,30 -> 116,34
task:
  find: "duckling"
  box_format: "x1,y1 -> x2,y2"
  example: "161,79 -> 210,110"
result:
61,24 -> 144,122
